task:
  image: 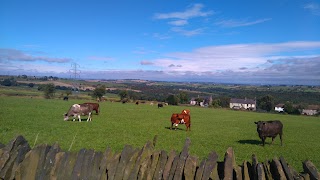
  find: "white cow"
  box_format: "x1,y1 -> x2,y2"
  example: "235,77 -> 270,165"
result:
64,104 -> 93,122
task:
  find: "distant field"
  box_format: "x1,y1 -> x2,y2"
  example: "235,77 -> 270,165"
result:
0,96 -> 319,172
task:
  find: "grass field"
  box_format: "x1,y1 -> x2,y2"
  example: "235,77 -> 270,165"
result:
0,96 -> 319,172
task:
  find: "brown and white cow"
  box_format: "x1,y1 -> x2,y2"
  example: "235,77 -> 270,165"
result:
64,104 -> 93,122
83,102 -> 100,114
170,113 -> 191,131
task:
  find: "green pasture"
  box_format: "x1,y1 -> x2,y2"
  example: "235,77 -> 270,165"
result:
0,96 -> 319,172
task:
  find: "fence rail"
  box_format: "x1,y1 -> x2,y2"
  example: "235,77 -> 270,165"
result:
0,135 -> 319,180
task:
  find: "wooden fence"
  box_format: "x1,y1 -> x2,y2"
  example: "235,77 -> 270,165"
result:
0,135 -> 319,180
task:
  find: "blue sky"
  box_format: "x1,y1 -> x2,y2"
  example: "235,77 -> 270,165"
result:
1,0 -> 320,85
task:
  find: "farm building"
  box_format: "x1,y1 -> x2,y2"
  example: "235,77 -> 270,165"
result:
301,105 -> 319,116
190,96 -> 212,107
275,104 -> 285,112
229,98 -> 256,111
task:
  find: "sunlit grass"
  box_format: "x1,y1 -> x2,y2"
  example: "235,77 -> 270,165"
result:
0,96 -> 319,172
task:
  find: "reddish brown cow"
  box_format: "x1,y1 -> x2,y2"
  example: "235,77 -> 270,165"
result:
170,113 -> 191,131
83,102 -> 100,114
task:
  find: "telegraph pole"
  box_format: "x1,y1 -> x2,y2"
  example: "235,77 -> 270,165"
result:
69,63 -> 81,94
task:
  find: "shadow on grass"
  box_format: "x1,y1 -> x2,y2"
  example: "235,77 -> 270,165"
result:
66,118 -> 92,122
237,139 -> 262,145
164,127 -> 185,131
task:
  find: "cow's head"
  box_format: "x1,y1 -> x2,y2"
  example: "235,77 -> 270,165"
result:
63,113 -> 69,121
254,121 -> 266,131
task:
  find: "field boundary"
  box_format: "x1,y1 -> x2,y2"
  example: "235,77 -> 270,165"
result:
0,135 -> 319,179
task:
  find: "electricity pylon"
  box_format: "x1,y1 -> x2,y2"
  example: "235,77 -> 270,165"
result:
69,63 -> 81,94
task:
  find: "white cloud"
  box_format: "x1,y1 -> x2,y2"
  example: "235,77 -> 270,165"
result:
153,3 -> 213,36
140,60 -> 154,65
87,56 -> 114,61
171,27 -> 204,36
304,2 -> 320,15
152,33 -> 171,40
215,18 -> 272,28
168,20 -> 188,26
154,4 -> 213,20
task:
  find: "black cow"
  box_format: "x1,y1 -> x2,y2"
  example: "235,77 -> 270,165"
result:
158,103 -> 163,108
254,120 -> 283,146
63,96 -> 69,101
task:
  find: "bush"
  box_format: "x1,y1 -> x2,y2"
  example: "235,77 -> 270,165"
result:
42,83 -> 56,99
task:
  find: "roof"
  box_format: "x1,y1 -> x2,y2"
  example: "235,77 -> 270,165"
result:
305,105 -> 320,110
275,104 -> 285,108
230,98 -> 256,104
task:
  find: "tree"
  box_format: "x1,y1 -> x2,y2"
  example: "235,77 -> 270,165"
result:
166,94 -> 179,105
128,91 -> 140,101
257,95 -> 274,112
93,85 -> 106,101
179,92 -> 189,104
119,90 -> 128,100
1,78 -> 17,86
284,101 -> 294,114
43,83 -> 56,99
284,101 -> 302,115
212,99 -> 221,108
219,96 -> 230,108
21,74 -> 28,79
28,83 -> 35,88
65,89 -> 72,96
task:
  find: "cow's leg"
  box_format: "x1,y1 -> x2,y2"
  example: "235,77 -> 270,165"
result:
73,115 -> 76,121
271,136 -> 275,145
261,137 -> 266,146
174,123 -> 178,130
78,115 -> 81,122
279,133 -> 283,146
87,112 -> 92,122
186,124 -> 190,131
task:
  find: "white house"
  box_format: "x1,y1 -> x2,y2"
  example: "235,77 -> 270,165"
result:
190,96 -> 213,107
302,105 -> 319,116
229,98 -> 256,111
275,104 -> 285,113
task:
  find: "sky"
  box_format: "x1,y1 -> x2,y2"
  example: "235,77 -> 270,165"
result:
1,0 -> 320,85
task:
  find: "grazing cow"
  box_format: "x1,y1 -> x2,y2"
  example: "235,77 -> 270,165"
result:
64,104 -> 93,122
136,101 -> 139,105
181,109 -> 190,115
254,120 -> 283,146
158,103 -> 163,108
63,96 -> 68,101
83,102 -> 100,114
170,113 -> 191,131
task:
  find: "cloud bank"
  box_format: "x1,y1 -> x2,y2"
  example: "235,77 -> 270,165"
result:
1,41 -> 320,85
0,49 -> 72,63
